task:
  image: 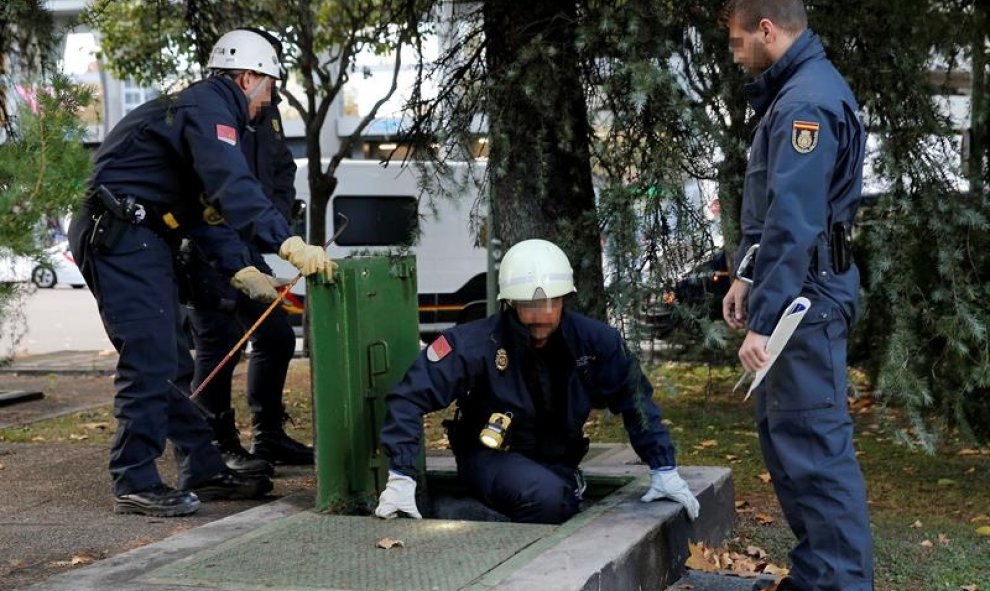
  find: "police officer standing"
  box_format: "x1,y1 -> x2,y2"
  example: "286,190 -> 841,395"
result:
184,28 -> 312,475
375,239 -> 699,524
720,2 -> 873,590
68,29 -> 334,517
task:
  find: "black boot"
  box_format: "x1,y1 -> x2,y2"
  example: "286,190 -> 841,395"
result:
250,408 -> 315,465
187,468 -> 274,501
209,410 -> 274,477
114,484 -> 200,517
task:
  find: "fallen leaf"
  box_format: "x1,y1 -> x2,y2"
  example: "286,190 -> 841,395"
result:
919,539 -> 934,548
376,537 -> 405,549
763,564 -> 790,576
700,440 -> 718,448
725,455 -> 738,461
746,545 -> 768,559
735,500 -> 750,509
957,449 -> 980,456
757,472 -> 773,484
80,422 -> 110,430
961,585 -> 978,591
970,515 -> 990,523
69,434 -> 89,441
910,520 -> 923,528
685,542 -> 719,573
966,467 -> 976,474
71,553 -> 96,565
976,526 -> 990,536
937,478 -> 957,487
755,513 -> 775,525
0,463 -> 5,470
31,437 -> 46,442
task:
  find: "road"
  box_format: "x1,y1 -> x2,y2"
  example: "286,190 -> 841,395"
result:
5,285 -> 113,355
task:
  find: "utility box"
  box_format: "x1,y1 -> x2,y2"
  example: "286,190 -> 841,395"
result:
308,255 -> 420,511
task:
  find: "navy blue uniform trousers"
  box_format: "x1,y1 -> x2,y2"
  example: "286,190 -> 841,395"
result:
456,448 -> 581,524
69,213 -> 224,495
753,306 -> 873,591
189,296 -> 295,417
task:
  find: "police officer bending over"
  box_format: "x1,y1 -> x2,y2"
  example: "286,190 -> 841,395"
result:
181,28 -> 313,477
721,1 -> 873,590
67,28 -> 334,517
375,239 -> 699,524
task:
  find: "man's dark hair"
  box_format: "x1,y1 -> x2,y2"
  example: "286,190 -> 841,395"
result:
721,0 -> 808,33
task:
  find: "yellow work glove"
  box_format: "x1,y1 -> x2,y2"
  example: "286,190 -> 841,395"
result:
230,266 -> 280,303
278,236 -> 336,278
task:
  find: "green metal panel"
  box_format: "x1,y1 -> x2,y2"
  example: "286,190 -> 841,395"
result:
308,256 -> 420,511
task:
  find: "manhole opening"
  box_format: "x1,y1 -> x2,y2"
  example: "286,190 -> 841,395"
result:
415,471 -> 633,522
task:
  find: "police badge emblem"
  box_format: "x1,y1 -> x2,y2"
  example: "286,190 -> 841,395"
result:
792,120 -> 820,154
271,118 -> 281,135
495,348 -> 509,371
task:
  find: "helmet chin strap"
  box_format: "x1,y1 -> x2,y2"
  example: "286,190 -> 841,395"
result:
245,74 -> 269,104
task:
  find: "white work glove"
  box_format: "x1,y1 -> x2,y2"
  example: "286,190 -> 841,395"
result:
374,471 -> 422,520
230,266 -> 280,302
278,236 -> 337,278
641,467 -> 700,521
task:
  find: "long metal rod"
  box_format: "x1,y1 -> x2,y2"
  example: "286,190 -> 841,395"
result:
190,214 -> 349,401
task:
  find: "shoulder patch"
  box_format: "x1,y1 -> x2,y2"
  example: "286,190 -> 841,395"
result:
792,120 -> 819,154
426,335 -> 452,362
216,124 -> 237,146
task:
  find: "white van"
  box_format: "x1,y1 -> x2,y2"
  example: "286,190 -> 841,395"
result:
265,159 -> 488,336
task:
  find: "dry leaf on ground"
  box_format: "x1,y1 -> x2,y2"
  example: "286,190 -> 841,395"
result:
376,537 -> 405,549
755,513 -> 776,525
758,472 -> 773,484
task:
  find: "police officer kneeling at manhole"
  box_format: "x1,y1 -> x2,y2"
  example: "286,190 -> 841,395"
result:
375,239 -> 700,524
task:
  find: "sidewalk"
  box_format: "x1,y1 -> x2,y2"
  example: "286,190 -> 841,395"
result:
0,350 -> 312,591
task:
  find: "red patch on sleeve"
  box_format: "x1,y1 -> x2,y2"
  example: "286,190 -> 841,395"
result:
426,335 -> 452,362
216,124 -> 237,146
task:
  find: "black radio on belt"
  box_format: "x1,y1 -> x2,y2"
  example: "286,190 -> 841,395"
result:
830,222 -> 852,274
89,185 -> 146,253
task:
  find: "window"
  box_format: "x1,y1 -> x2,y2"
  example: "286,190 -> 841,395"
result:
332,196 -> 418,246
121,78 -> 158,116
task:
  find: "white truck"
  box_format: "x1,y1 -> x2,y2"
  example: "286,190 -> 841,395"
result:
265,158 -> 489,337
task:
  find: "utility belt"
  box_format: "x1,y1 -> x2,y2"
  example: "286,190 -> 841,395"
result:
737,221 -> 853,282
443,410 -> 589,467
86,185 -> 182,253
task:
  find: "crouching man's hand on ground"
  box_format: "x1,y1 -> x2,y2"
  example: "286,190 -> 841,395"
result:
374,471 -> 422,519
641,467 -> 700,520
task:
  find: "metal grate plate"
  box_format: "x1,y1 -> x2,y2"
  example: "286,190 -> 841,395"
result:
142,512 -> 556,591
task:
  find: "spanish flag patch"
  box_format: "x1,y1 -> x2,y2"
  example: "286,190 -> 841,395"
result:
426,334 -> 452,362
791,120 -> 820,154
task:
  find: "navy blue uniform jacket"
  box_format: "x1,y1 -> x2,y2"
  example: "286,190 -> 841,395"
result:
735,30 -> 866,334
380,309 -> 677,476
91,77 -> 293,271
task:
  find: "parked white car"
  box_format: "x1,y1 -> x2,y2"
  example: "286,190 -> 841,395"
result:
31,241 -> 86,289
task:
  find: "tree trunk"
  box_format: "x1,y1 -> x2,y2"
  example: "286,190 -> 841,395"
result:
483,0 -> 604,319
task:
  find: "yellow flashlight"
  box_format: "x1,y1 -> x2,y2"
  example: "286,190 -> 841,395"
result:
479,412 -> 512,450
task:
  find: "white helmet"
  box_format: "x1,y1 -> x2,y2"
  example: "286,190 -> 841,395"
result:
497,239 -> 577,301
207,30 -> 281,80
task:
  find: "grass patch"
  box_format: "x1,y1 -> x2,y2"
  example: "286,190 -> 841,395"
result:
3,358 -> 988,590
